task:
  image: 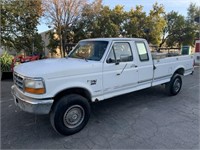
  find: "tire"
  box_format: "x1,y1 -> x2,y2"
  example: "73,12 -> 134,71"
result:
165,74 -> 182,96
50,94 -> 91,135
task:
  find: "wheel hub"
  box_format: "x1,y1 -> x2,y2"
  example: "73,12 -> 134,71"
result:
174,78 -> 181,92
63,105 -> 85,129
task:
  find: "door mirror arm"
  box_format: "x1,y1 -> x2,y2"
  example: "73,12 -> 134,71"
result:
115,60 -> 120,65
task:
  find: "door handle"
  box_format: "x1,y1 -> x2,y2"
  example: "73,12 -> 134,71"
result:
130,64 -> 137,68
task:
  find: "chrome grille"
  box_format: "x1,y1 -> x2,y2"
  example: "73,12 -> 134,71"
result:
14,72 -> 24,91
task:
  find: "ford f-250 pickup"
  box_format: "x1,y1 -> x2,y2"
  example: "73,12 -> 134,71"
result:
11,38 -> 194,135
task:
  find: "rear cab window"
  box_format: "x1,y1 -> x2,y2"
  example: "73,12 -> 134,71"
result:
136,42 -> 149,61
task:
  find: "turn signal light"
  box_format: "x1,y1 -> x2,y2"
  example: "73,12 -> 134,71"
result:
25,87 -> 45,94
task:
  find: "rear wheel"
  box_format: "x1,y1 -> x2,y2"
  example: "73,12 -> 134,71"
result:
50,94 -> 91,135
165,74 -> 182,96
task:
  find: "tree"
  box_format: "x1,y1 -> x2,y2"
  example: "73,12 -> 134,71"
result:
107,5 -> 126,37
166,3 -> 200,47
46,30 -> 60,56
1,0 -> 44,55
187,3 -> 200,24
159,11 -> 185,48
92,5 -> 120,37
123,3 -> 166,45
74,4 -> 125,41
124,5 -> 147,38
146,3 -> 166,45
73,2 -> 166,47
186,3 -> 200,42
32,33 -> 45,56
73,0 -> 103,42
42,0 -> 87,57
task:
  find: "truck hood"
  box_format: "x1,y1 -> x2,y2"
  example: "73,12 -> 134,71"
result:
14,58 -> 102,78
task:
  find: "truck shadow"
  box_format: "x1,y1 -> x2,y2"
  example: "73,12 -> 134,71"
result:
1,72 -> 13,80
91,85 -> 167,113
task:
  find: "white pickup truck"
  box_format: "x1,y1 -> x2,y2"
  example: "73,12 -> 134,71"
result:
11,38 -> 194,135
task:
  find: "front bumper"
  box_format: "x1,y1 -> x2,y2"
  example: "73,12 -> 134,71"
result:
11,85 -> 54,114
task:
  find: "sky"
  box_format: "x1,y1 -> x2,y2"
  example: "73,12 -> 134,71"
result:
37,0 -> 200,33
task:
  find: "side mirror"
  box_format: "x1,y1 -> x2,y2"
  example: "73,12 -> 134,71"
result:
106,58 -> 113,63
106,58 -> 120,65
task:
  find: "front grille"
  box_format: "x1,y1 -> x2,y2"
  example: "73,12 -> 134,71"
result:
14,72 -> 24,91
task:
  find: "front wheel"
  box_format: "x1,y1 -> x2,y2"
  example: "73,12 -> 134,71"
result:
165,74 -> 182,96
50,94 -> 91,135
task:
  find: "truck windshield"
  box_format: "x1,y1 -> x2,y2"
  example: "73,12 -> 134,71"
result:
68,41 -> 108,61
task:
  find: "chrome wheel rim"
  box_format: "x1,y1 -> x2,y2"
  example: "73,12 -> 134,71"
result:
173,78 -> 181,93
63,105 -> 85,129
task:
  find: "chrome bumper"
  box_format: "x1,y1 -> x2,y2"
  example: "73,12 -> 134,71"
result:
11,85 -> 54,114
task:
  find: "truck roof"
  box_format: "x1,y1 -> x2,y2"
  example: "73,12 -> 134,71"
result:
81,38 -> 146,42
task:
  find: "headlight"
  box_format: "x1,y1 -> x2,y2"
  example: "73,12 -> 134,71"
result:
24,78 -> 46,94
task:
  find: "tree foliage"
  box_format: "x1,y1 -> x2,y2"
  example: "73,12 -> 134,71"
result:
42,0 -> 87,57
73,0 -> 108,41
74,2 -> 166,46
187,3 -> 200,24
161,11 -> 185,48
1,0 -> 44,55
146,3 -> 166,45
124,5 -> 147,38
1,0 -> 198,57
161,3 -> 200,48
46,30 -> 60,55
42,1 -> 200,56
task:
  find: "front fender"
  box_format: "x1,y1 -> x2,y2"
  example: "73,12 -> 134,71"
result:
48,81 -> 94,98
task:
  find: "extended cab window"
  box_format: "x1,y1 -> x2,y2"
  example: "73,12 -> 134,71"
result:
136,42 -> 149,61
107,42 -> 133,63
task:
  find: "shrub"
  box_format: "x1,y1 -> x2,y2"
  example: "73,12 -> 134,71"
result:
0,51 -> 14,72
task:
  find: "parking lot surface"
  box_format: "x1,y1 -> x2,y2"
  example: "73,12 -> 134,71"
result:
1,67 -> 200,149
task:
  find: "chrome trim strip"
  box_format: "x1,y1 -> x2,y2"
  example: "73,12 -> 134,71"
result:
154,74 -> 172,81
138,79 -> 152,84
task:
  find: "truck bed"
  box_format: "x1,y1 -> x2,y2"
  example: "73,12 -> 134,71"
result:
152,55 -> 194,86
